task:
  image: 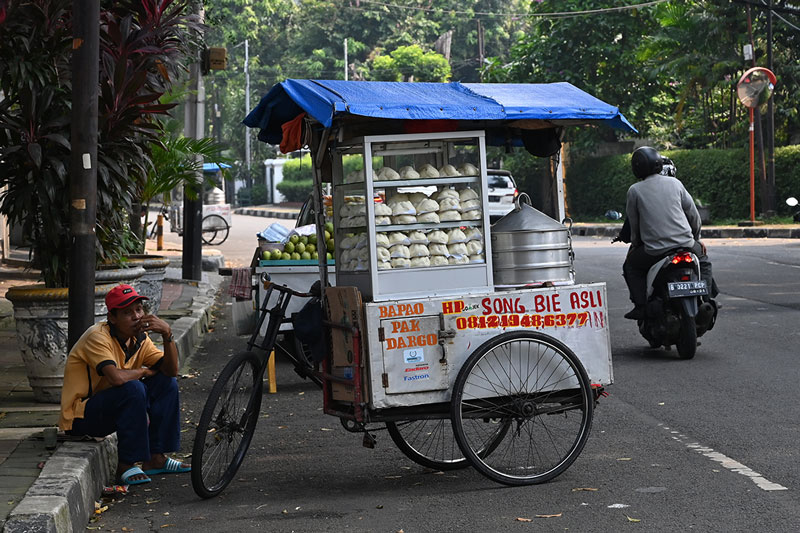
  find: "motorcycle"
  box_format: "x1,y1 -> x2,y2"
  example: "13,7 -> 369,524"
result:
611,217 -> 718,360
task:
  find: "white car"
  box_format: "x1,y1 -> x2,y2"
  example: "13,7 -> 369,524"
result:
487,169 -> 519,221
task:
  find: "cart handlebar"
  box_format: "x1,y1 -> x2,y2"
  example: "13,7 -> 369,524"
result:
260,272 -> 315,298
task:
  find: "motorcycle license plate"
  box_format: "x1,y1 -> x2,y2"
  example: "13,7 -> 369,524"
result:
667,281 -> 708,297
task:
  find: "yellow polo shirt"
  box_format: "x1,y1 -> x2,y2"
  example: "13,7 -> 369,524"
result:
59,322 -> 163,431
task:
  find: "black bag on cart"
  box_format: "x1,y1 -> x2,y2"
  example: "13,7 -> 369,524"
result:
293,284 -> 327,363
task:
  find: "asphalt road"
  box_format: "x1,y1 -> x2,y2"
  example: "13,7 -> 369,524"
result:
93,231 -> 800,532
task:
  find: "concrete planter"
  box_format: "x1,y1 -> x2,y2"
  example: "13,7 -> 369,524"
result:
6,266 -> 145,403
126,255 -> 170,315
697,205 -> 711,225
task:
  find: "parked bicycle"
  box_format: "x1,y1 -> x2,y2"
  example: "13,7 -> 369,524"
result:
149,203 -> 231,246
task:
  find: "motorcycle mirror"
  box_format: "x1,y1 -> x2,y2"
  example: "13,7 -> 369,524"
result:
604,210 -> 623,220
786,197 -> 798,207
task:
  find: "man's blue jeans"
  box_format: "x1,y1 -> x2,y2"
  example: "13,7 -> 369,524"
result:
69,372 -> 181,465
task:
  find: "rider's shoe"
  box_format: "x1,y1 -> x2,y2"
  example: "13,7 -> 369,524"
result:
624,306 -> 644,320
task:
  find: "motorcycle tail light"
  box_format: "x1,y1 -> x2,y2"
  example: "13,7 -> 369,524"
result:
671,252 -> 694,264
681,275 -> 690,281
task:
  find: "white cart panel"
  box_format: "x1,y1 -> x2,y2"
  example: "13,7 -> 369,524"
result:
255,265 -> 335,333
364,282 -> 612,409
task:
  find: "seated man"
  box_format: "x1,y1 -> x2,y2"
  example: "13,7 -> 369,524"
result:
59,284 -> 190,485
623,146 -> 715,320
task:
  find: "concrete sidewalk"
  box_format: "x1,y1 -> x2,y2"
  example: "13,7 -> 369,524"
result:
0,253 -> 223,532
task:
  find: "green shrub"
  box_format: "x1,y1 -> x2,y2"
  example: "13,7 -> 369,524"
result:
236,185 -> 269,206
567,145 -> 800,221
277,179 -> 314,202
282,156 -> 314,182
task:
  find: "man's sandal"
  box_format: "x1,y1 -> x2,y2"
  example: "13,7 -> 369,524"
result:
143,457 -> 191,475
119,466 -> 151,485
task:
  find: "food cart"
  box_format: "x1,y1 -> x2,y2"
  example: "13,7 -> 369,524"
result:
193,80 -> 636,495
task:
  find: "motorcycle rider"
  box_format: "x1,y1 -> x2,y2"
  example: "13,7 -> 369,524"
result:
622,146 -> 715,320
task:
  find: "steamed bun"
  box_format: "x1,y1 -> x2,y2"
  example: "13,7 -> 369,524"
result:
469,254 -> 485,263
447,228 -> 467,243
464,227 -> 482,241
418,164 -> 440,178
438,197 -> 460,212
376,166 -> 400,181
415,198 -> 439,214
461,209 -> 481,221
439,210 -> 461,222
417,211 -> 440,223
434,189 -> 459,201
430,255 -> 448,267
439,164 -> 461,177
375,216 -> 392,226
457,163 -> 479,175
392,215 -> 417,224
376,233 -> 390,247
409,244 -> 430,257
391,201 -> 416,216
389,244 -> 410,258
386,193 -> 410,206
428,230 -> 448,244
410,256 -> 431,268
399,166 -> 420,180
391,257 -> 411,268
376,247 -> 391,262
388,232 -> 410,245
378,261 -> 392,270
448,243 -> 468,256
428,243 -> 448,256
466,240 -> 483,255
461,199 -> 481,212
374,203 -> 392,216
459,188 -> 479,202
448,255 -> 469,265
408,230 -> 428,244
408,192 -> 428,205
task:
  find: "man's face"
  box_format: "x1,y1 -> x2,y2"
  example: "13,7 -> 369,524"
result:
109,302 -> 146,340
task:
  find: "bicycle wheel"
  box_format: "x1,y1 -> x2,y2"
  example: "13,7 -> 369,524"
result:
192,350 -> 264,498
451,331 -> 594,486
201,214 -> 230,245
387,417 -> 509,471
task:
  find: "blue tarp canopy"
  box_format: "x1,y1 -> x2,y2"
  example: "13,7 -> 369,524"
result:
244,79 -> 636,144
202,162 -> 231,172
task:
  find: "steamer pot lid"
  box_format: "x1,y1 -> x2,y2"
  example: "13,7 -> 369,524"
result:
491,192 -> 566,232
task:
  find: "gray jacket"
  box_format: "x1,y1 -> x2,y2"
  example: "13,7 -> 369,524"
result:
626,174 -> 701,255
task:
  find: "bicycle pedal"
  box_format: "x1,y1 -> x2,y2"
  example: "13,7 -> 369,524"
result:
362,432 -> 377,449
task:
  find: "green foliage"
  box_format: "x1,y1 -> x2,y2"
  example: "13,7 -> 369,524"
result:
276,179 -> 314,202
367,45 -> 451,82
0,0 -> 202,287
282,155 -> 314,182
237,184 -> 269,206
566,146 -> 800,221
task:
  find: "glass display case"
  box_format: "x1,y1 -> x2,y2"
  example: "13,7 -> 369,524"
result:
332,130 -> 494,302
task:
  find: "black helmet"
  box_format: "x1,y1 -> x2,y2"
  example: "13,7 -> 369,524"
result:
631,146 -> 663,179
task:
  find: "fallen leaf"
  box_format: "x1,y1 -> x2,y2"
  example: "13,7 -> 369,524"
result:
376,505 -> 384,509
160,525 -> 175,528
278,425 -> 288,429
617,457 -> 632,461
515,517 -> 532,522
282,509 -> 288,514
163,512 -> 170,516
572,487 -> 599,492
658,402 -> 665,406
146,499 -> 160,504
607,503 -> 630,509
320,428 -> 333,431
122,528 -> 133,532
298,392 -> 305,395
626,515 -> 641,523
536,513 -> 562,518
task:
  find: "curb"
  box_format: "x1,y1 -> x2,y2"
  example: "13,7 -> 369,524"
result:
233,207 -> 299,220
2,275 -> 222,533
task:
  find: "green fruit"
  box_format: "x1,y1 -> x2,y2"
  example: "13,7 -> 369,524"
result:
271,250 -> 282,260
262,250 -> 270,260
311,251 -> 318,260
326,252 -> 333,260
325,222 -> 334,233
289,235 -> 300,244
308,234 -> 317,245
284,242 -> 295,254
301,251 -> 311,260
325,239 -> 334,251
324,230 -> 331,240
291,252 -> 301,260
306,243 -> 316,254
295,242 -> 306,254
281,252 -> 291,260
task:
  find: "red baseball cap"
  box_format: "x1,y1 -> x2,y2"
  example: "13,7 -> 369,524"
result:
105,284 -> 148,311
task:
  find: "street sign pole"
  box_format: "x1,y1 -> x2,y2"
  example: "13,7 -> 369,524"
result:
749,107 -> 755,223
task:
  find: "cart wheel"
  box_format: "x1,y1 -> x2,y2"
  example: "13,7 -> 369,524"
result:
201,214 -> 230,245
387,417 -> 509,471
192,350 -> 264,498
450,331 -> 594,486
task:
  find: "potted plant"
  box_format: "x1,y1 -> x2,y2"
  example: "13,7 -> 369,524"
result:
0,0 -> 203,401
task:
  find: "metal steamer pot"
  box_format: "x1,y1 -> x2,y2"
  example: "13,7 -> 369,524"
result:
490,193 -> 575,287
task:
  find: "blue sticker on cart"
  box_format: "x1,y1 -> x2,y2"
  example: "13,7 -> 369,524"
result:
404,349 -> 424,364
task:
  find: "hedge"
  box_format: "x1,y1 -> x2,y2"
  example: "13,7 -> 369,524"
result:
276,179 -> 314,202
566,145 -> 800,221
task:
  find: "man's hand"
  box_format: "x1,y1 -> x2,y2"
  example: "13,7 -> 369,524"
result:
699,240 -> 707,256
139,314 -> 172,339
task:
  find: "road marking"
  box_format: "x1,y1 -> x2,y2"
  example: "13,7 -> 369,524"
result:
661,425 -> 787,491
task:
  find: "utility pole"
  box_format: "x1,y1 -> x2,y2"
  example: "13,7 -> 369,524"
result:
766,0 -> 776,215
183,7 -> 204,281
476,20 -> 485,82
244,39 -> 251,187
68,0 -> 99,350
344,38 -> 348,80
